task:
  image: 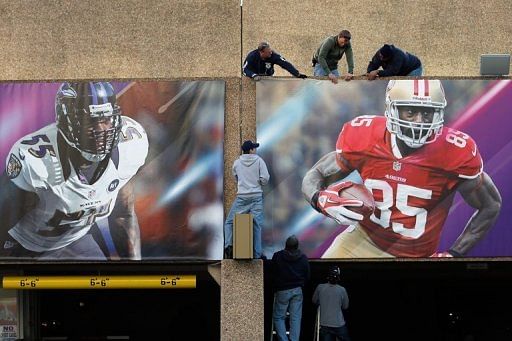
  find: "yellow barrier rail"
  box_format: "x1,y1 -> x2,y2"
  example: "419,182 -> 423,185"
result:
2,275 -> 196,289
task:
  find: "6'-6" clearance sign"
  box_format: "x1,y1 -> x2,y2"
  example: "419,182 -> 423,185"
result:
2,275 -> 196,289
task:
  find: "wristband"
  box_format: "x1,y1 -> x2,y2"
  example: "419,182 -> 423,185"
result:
448,249 -> 463,257
310,191 -> 321,213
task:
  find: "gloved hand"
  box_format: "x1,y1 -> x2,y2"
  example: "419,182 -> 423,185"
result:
298,73 -> 308,79
314,181 -> 364,225
367,70 -> 379,81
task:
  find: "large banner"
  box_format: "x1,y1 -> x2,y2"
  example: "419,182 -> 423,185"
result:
0,81 -> 224,260
257,79 -> 511,259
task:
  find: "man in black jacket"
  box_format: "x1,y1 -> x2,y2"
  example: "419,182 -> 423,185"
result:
367,44 -> 422,80
271,235 -> 310,341
243,42 -> 307,81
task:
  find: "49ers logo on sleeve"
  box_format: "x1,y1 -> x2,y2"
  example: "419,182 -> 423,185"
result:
6,153 -> 22,179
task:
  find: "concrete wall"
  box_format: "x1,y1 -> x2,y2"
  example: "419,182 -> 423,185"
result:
2,0 -> 509,80
0,0 -> 241,79
243,0 -> 512,77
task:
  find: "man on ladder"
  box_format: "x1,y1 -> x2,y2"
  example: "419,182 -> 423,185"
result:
271,235 -> 310,341
312,266 -> 351,341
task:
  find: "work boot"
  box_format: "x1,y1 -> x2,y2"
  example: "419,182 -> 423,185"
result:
224,246 -> 233,259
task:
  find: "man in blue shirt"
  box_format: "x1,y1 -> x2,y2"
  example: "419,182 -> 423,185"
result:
243,42 -> 307,81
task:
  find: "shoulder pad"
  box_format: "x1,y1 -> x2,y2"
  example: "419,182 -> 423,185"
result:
6,125 -> 60,191
336,115 -> 384,154
116,117 -> 149,179
119,116 -> 147,143
437,128 -> 482,179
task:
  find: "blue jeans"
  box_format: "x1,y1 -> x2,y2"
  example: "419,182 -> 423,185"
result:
273,287 -> 303,341
407,65 -> 423,76
314,64 -> 340,77
320,325 -> 351,341
223,195 -> 263,258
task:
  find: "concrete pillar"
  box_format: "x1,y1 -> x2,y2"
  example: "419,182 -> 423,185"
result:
221,259 -> 264,340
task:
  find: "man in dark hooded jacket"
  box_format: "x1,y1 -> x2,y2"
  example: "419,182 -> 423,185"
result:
366,44 -> 422,80
272,235 -> 310,341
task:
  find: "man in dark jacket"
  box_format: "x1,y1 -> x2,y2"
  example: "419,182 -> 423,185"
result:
367,44 -> 423,80
243,42 -> 307,81
272,235 -> 310,341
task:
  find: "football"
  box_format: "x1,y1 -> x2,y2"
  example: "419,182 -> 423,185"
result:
334,183 -> 375,218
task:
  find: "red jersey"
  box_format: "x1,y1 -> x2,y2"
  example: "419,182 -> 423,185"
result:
335,115 -> 482,257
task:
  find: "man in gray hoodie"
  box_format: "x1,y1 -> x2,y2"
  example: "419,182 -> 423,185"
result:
224,140 -> 270,259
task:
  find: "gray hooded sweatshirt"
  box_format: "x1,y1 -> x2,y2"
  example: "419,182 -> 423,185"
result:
233,154 -> 270,197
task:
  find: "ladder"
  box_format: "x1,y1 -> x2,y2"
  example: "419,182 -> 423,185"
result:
270,297 -> 321,341
269,294 -> 291,341
313,306 -> 320,341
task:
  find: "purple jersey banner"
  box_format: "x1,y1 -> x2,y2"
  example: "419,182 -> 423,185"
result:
0,81 -> 224,261
256,79 -> 511,259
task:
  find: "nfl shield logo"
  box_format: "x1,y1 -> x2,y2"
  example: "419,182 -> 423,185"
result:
88,190 -> 96,199
393,161 -> 402,172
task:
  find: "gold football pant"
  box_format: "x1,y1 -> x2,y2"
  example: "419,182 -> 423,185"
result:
322,224 -> 394,258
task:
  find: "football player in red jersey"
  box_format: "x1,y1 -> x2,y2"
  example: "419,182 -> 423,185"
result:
302,80 -> 502,258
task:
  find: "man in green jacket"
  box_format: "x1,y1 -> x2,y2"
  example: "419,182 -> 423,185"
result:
313,30 -> 354,84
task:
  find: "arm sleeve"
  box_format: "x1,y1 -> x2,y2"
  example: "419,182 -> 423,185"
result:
335,123 -> 360,172
242,55 -> 257,78
341,288 -> 349,309
318,38 -> 335,75
453,137 -> 483,180
367,52 -> 382,73
345,45 -> 354,74
232,160 -> 238,180
271,253 -> 278,286
304,257 -> 311,281
378,52 -> 405,77
312,286 -> 319,304
259,158 -> 270,186
5,150 -> 37,192
273,53 -> 300,77
0,171 -> 38,238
